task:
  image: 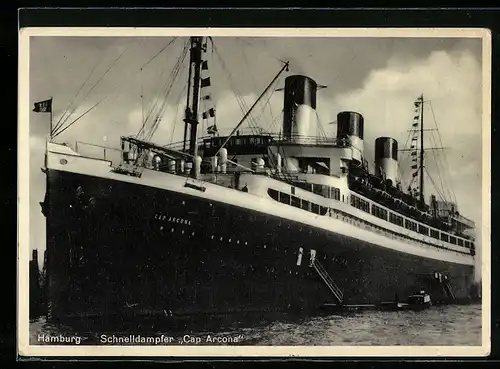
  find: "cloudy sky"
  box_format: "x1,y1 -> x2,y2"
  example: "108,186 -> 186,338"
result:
27,34 -> 485,279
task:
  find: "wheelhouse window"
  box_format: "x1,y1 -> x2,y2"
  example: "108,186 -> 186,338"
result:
449,236 -> 457,245
457,238 -> 464,247
440,233 -> 449,242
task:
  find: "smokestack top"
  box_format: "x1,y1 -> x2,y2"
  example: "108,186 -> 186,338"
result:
375,136 -> 398,161
284,75 -> 318,109
336,111 -> 364,140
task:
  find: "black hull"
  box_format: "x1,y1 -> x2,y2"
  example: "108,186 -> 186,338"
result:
43,169 -> 475,323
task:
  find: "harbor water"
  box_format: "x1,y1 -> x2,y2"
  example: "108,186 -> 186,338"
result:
29,303 -> 482,346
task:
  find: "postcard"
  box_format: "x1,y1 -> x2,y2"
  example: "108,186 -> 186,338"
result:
18,26 -> 491,357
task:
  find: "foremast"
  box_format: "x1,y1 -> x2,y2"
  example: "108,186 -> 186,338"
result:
183,36 -> 205,163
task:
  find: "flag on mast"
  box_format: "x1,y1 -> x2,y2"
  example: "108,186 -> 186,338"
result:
33,98 -> 52,113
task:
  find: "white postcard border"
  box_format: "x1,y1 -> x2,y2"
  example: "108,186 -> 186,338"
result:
17,26 -> 492,358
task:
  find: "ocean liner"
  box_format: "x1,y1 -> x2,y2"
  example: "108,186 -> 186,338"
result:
38,36 -> 477,322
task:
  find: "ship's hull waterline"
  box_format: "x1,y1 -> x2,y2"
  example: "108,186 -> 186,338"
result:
43,165 -> 474,323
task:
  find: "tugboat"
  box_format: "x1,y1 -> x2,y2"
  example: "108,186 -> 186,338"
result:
406,291 -> 432,311
379,290 -> 432,312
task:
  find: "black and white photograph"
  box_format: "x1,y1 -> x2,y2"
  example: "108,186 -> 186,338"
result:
18,27 -> 491,357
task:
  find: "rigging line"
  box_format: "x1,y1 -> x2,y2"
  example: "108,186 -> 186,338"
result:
139,37 -> 178,71
136,37 -> 185,138
168,83 -> 188,144
399,115 -> 419,179
429,100 -> 457,203
431,126 -> 457,205
253,81 -> 281,129
146,56 -> 187,143
214,61 -> 290,157
148,50 -> 187,138
424,166 -> 448,203
145,55 -> 186,142
233,51 -> 262,133
52,97 -> 108,139
239,39 -> 276,125
58,43 -> 132,130
429,131 -> 451,203
428,132 -> 445,199
212,43 -> 262,134
147,41 -> 188,125
137,41 -> 189,140
268,109 -> 284,134
136,68 -> 148,139
236,37 -> 285,65
140,41 -> 188,136
53,45 -> 176,140
398,128 -> 415,182
315,112 -> 328,140
52,55 -> 105,134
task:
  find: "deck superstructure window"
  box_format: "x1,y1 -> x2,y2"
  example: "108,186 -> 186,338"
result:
291,195 -> 300,208
371,204 -> 388,220
267,188 -> 326,216
311,203 -> 320,214
280,192 -> 290,205
267,190 -> 471,256
389,213 -> 404,227
301,199 -> 311,211
430,229 -> 440,239
405,219 -> 418,232
288,182 -> 343,203
418,224 -> 429,236
312,184 -> 323,196
330,187 -> 340,200
350,194 -> 370,213
267,188 -> 279,201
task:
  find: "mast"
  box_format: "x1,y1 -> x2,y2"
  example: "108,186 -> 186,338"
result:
183,41 -> 194,152
49,96 -> 54,139
183,36 -> 204,158
419,94 -> 425,204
